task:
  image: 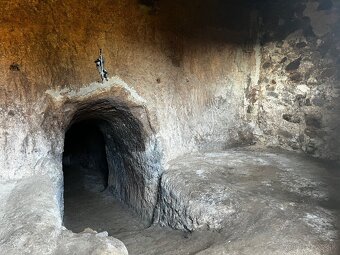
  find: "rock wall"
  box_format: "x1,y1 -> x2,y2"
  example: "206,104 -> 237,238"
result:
0,173 -> 128,255
1,0 -> 338,179
247,0 -> 340,160
0,0 -> 259,182
0,1 -> 339,253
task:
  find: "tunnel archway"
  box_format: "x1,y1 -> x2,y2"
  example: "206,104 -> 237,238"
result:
61,99 -> 162,232
62,119 -> 112,232
63,119 -> 109,192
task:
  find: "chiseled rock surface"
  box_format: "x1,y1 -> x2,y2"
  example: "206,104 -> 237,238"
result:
157,148 -> 340,254
55,228 -> 128,255
0,170 -> 128,255
0,148 -> 339,254
0,0 -> 259,167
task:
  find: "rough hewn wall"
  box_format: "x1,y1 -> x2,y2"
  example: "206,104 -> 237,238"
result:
1,0 -> 338,181
0,0 -> 259,179
247,0 -> 340,160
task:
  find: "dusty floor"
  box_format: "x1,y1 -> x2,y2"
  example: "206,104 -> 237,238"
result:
63,166 -> 145,235
63,166 -> 224,255
63,148 -> 340,255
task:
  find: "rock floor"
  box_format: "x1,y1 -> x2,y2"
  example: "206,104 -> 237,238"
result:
63,166 -> 224,255
63,148 -> 340,255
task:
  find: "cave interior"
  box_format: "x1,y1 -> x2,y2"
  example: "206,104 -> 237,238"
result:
0,0 -> 339,254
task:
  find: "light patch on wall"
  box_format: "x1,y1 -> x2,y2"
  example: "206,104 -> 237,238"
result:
46,76 -> 147,104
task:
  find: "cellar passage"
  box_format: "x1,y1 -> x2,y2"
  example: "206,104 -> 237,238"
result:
60,99 -> 161,233
63,120 -> 109,191
62,119 -> 111,232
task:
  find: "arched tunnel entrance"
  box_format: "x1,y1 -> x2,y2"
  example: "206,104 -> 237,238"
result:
61,100 -> 161,234
62,119 -> 113,232
63,120 -> 109,192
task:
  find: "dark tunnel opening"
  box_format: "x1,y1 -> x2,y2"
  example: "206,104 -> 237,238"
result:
62,117 -> 148,234
61,100 -> 160,234
62,119 -> 113,233
63,120 -> 109,192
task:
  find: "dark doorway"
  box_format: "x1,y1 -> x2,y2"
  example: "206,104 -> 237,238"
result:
62,118 -> 146,234
62,119 -> 111,232
63,120 -> 109,192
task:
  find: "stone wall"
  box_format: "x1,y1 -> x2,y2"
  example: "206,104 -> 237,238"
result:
247,0 -> 340,160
